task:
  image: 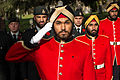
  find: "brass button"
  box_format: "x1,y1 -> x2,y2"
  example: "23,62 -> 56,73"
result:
93,49 -> 95,50
59,72 -> 62,75
93,53 -> 95,55
59,64 -> 63,67
61,50 -> 64,53
93,62 -> 95,64
93,44 -> 95,46
61,45 -> 64,47
93,57 -> 96,59
60,57 -> 63,60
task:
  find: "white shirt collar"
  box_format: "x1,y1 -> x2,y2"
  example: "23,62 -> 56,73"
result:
11,31 -> 19,39
36,25 -> 41,31
74,24 -> 82,33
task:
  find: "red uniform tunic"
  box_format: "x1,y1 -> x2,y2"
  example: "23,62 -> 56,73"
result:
99,18 -> 120,65
5,38 -> 95,80
76,35 -> 112,80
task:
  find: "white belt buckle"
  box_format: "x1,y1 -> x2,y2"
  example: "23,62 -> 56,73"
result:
94,63 -> 104,69
110,41 -> 120,45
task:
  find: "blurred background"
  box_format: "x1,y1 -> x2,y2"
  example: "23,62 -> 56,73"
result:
0,0 -> 119,31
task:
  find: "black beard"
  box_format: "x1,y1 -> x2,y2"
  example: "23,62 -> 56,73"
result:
86,27 -> 99,37
108,14 -> 118,21
53,26 -> 73,41
35,20 -> 46,29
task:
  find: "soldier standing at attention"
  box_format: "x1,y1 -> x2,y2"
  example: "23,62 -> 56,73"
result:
73,9 -> 86,38
76,15 -> 113,80
99,2 -> 120,80
7,17 -> 28,80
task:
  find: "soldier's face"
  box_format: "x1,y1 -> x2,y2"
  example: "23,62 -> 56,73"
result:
86,21 -> 99,37
34,15 -> 47,28
109,10 -> 118,20
74,16 -> 84,27
54,18 -> 72,40
9,22 -> 20,33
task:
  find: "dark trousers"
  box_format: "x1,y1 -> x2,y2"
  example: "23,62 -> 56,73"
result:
0,62 -> 9,80
113,65 -> 120,80
9,62 -> 17,80
9,62 -> 28,80
27,62 -> 41,80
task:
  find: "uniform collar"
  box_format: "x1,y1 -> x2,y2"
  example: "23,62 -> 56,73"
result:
107,16 -> 118,21
35,25 -> 41,31
10,31 -> 19,36
74,24 -> 82,29
86,34 -> 98,40
54,35 -> 73,43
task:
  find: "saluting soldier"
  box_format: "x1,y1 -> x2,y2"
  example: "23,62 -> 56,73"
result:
5,5 -> 95,80
99,2 -> 120,80
76,15 -> 113,80
22,6 -> 53,80
73,9 -> 86,38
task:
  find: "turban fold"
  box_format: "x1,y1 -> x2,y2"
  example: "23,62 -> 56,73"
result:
50,5 -> 74,23
85,15 -> 99,28
106,2 -> 119,12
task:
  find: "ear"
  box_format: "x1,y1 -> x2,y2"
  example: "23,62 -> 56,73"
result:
8,24 -> 11,29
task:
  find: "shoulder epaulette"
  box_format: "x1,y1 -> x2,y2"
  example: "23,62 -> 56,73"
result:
99,35 -> 109,38
75,38 -> 90,46
42,36 -> 53,40
76,35 -> 85,38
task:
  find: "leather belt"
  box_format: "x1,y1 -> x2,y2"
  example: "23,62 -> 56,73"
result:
94,63 -> 104,69
110,41 -> 120,45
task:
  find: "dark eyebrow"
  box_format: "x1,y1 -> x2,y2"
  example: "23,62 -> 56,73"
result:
65,20 -> 70,22
55,21 -> 61,23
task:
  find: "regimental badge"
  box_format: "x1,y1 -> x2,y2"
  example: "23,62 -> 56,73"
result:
42,9 -> 45,14
79,12 -> 82,15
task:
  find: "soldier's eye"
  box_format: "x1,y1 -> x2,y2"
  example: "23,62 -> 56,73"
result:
89,24 -> 93,26
65,21 -> 70,24
36,16 -> 41,18
56,21 -> 61,24
95,23 -> 98,26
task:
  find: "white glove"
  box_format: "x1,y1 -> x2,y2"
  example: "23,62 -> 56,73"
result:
30,22 -> 53,44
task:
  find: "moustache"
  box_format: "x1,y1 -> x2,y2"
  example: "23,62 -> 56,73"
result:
112,15 -> 117,17
58,30 -> 70,34
39,21 -> 44,23
91,29 -> 97,32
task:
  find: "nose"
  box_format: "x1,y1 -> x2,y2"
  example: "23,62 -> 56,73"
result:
40,17 -> 44,21
92,25 -> 96,29
61,23 -> 66,30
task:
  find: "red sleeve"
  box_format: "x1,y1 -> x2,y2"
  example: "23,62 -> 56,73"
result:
5,41 -> 36,62
83,48 -> 96,80
105,38 -> 113,80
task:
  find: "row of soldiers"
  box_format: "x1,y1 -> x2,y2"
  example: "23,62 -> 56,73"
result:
0,1 -> 120,80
